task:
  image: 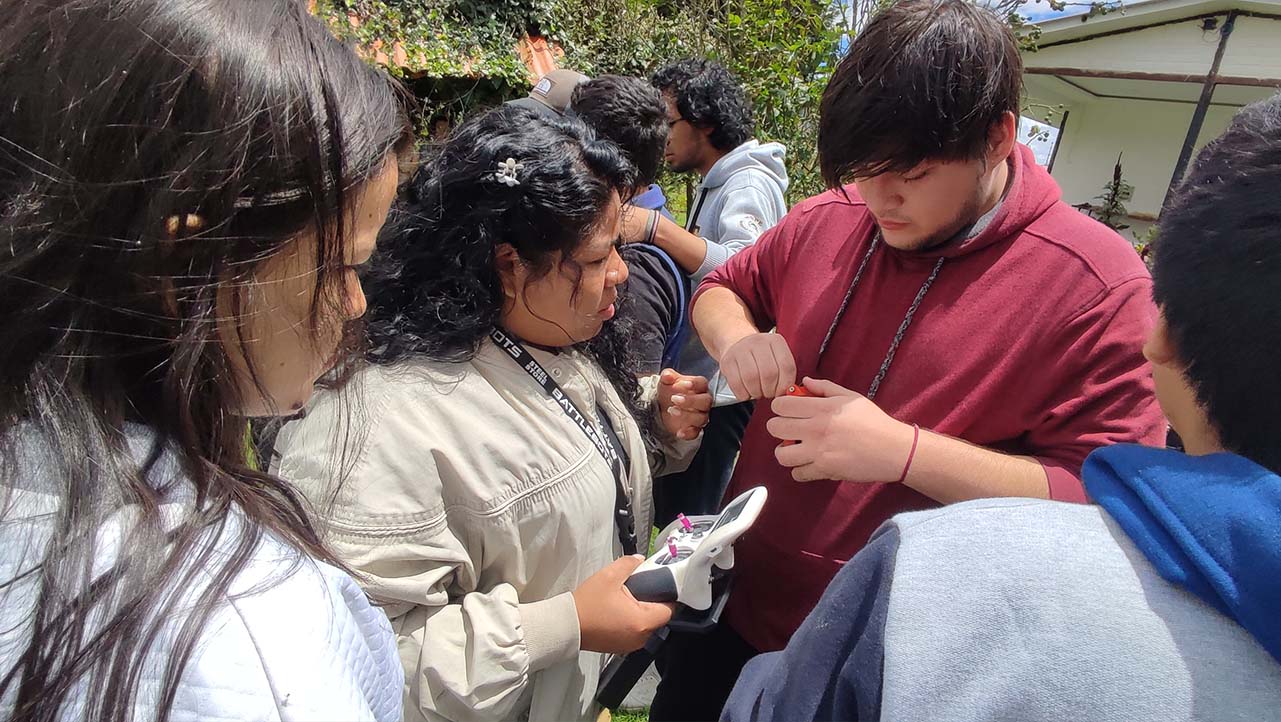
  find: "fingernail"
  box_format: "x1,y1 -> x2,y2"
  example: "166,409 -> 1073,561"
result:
668,407 -> 682,416
671,394 -> 686,404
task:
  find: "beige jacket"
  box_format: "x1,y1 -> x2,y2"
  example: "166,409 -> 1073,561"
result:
274,341 -> 696,722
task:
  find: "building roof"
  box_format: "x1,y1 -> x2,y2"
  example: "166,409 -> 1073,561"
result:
1035,0 -> 1281,44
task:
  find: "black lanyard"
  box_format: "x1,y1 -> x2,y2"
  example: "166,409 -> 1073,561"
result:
686,187 -> 708,234
816,233 -> 944,400
489,328 -> 639,555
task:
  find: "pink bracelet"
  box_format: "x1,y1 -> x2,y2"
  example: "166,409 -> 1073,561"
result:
895,424 -> 920,484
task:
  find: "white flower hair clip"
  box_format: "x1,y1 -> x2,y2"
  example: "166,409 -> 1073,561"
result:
495,157 -> 524,187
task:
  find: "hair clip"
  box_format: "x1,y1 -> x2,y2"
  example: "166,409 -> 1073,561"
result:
495,157 -> 524,187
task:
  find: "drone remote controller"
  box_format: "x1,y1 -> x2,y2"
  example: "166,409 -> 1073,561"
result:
624,486 -> 768,610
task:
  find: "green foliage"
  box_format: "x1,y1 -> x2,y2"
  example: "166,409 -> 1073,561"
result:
549,0 -> 841,203
315,1 -> 533,83
314,1 -> 1122,202
1132,225 -> 1157,267
1074,153 -> 1133,232
1092,153 -> 1133,232
313,0 -> 543,133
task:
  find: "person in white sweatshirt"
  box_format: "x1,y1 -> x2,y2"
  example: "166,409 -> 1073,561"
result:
0,2 -> 411,720
616,58 -> 788,722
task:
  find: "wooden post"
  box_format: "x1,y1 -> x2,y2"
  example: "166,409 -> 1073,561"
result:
1047,110 -> 1070,174
1162,12 -> 1238,210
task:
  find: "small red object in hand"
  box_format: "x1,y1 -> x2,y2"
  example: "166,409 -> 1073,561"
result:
781,385 -> 812,446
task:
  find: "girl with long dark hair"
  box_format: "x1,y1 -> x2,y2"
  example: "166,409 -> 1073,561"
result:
0,2 -> 411,720
274,105 -> 712,722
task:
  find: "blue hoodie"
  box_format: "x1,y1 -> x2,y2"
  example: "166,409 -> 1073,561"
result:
1084,444 -> 1281,665
631,184 -> 674,221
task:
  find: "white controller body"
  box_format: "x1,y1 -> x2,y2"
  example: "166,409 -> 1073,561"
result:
624,486 -> 768,610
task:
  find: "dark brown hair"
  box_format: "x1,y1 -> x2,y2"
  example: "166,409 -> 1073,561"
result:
1154,94 -> 1281,473
818,0 -> 1023,186
0,1 -> 409,719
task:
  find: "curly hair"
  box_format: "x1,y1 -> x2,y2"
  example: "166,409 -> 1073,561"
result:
1154,93 -> 1281,473
571,75 -> 668,190
364,105 -> 660,447
652,59 -> 754,152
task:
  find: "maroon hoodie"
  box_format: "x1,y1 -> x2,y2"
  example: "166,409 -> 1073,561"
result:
697,144 -> 1166,652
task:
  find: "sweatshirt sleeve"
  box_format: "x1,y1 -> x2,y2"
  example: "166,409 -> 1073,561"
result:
721,523 -> 899,722
619,245 -> 683,375
274,390 -> 580,722
693,208 -> 798,333
1024,276 -> 1167,502
693,183 -> 783,283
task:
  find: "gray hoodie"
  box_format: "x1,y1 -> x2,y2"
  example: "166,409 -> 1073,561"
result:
681,140 -> 789,390
687,139 -> 789,282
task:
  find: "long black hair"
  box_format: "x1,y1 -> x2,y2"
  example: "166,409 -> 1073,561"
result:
0,1 -> 410,720
365,105 -> 658,442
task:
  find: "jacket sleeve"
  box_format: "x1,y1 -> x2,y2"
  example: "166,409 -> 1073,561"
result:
721,522 -> 900,722
274,388 -> 580,722
694,181 -> 784,283
383,531 -> 581,722
1024,276 -> 1167,502
619,245 -> 683,375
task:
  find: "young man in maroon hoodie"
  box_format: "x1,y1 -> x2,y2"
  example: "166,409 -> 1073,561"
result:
646,2 -> 1167,720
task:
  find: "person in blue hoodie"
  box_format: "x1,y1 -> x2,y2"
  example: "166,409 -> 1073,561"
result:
570,74 -> 692,375
720,94 -> 1281,722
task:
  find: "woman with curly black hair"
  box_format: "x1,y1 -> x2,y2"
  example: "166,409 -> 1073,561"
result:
274,105 -> 712,722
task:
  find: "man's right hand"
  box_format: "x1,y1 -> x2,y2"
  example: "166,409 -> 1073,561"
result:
719,332 -> 797,401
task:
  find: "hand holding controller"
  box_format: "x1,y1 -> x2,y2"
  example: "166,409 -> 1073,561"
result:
623,486 -> 769,610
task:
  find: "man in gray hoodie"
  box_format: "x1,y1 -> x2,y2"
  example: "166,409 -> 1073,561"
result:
626,59 -> 789,531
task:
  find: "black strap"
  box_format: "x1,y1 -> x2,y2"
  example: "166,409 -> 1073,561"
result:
685,187 -> 709,233
489,328 -> 639,555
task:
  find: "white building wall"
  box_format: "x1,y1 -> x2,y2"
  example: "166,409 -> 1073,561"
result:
1045,96 -> 1241,238
1025,18 -> 1226,77
1023,13 -> 1281,239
